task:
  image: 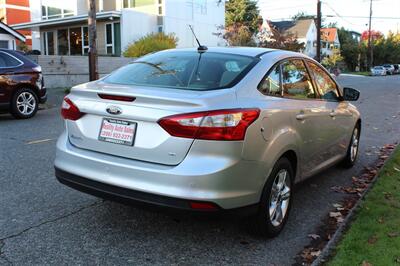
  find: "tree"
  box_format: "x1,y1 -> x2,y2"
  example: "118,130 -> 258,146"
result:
123,33 -> 178,57
321,48 -> 343,69
223,0 -> 261,46
291,12 -> 315,21
338,27 -> 361,71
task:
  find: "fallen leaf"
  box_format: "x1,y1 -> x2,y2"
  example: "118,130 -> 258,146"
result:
388,232 -> 400,238
308,234 -> 320,240
377,217 -> 385,224
368,235 -> 378,245
362,261 -> 373,266
310,250 -> 321,257
330,212 -> 342,218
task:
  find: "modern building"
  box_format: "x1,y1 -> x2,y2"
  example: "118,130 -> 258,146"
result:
11,0 -> 225,56
267,19 -> 317,58
0,21 -> 26,49
0,0 -> 32,47
321,28 -> 340,57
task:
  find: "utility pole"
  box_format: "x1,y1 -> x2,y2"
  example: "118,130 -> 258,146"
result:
367,0 -> 373,69
88,0 -> 98,81
316,0 -> 322,62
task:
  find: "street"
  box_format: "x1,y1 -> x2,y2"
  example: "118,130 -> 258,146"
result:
0,75 -> 399,265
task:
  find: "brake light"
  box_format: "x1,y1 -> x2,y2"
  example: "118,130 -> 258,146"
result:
158,108 -> 260,141
98,93 -> 136,102
61,97 -> 84,121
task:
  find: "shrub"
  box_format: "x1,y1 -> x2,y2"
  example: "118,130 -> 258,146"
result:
123,33 -> 178,58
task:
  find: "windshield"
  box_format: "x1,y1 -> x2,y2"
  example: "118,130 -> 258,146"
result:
104,51 -> 257,90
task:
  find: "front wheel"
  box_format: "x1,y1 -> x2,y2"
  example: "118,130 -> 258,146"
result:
10,88 -> 38,119
251,157 -> 294,237
342,124 -> 361,168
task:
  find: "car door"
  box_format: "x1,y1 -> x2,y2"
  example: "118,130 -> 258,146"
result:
306,60 -> 354,163
278,58 -> 331,178
0,51 -> 21,104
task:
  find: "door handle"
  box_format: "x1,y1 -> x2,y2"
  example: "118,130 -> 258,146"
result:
296,114 -> 307,121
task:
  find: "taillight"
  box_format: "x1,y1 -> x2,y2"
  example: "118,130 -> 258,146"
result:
158,108 -> 260,141
61,97 -> 84,121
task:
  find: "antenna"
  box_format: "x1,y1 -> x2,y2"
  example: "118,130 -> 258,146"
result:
188,25 -> 208,52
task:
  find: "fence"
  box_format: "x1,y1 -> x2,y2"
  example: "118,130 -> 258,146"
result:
28,55 -> 132,88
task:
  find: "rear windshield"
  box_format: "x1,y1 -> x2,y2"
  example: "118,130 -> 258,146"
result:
104,51 -> 257,90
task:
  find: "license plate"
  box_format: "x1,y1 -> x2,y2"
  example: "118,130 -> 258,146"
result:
98,118 -> 136,146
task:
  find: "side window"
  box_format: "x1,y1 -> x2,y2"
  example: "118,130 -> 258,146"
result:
0,52 -> 22,68
281,59 -> 316,99
258,64 -> 281,96
307,62 -> 340,101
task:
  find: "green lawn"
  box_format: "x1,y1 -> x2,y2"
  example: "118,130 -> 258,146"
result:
328,147 -> 400,266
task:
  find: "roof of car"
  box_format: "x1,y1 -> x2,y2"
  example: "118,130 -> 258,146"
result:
165,47 -> 277,57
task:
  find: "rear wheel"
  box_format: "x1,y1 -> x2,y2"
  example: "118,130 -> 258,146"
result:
342,124 -> 360,168
10,88 -> 38,119
251,157 -> 293,237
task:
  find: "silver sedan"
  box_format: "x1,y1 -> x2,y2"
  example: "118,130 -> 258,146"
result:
55,47 -> 361,237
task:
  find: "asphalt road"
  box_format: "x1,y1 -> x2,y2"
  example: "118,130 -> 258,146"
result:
1,75 -> 399,265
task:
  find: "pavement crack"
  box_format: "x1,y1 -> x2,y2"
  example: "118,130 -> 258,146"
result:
0,200 -> 103,243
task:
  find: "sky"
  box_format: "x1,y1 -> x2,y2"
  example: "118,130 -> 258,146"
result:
258,0 -> 400,35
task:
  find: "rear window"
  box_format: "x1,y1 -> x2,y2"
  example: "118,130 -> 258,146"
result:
104,51 -> 257,90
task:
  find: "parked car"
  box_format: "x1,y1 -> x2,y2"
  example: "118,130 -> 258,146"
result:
370,66 -> 387,76
55,47 -> 361,237
0,49 -> 46,119
382,64 -> 395,75
393,64 -> 400,74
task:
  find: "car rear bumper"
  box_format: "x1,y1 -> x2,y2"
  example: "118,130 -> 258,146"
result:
54,131 -> 265,210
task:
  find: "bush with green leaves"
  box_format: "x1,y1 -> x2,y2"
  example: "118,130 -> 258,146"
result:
123,33 -> 178,58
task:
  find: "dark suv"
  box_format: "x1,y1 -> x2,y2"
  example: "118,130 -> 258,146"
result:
0,49 -> 46,119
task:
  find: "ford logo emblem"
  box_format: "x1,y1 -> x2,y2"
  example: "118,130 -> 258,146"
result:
106,106 -> 122,115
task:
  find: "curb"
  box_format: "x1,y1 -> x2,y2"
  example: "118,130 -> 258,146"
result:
311,145 -> 399,266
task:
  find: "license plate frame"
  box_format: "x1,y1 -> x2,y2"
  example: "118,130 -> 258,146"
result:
98,118 -> 137,146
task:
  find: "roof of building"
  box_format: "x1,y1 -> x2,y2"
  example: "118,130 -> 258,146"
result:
0,22 -> 26,42
321,28 -> 338,43
270,19 -> 315,38
11,11 -> 121,30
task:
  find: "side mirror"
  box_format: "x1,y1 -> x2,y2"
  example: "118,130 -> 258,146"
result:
343,87 -> 360,101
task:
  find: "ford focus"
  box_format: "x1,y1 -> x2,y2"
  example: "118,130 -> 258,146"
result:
55,47 -> 361,237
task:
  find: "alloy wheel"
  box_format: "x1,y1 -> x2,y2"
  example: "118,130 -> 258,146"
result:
350,127 -> 359,162
269,169 -> 291,227
16,92 -> 36,115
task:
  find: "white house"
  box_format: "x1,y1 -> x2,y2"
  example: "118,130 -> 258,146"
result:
11,0 -> 225,56
263,19 -> 317,58
0,22 -> 26,50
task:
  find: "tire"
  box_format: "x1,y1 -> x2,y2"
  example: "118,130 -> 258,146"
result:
342,124 -> 361,168
251,157 -> 294,237
10,88 -> 39,119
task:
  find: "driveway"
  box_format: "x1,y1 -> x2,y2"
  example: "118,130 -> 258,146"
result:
1,75 -> 399,265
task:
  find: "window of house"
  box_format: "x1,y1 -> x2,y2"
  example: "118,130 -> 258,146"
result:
105,23 -> 113,55
42,5 -> 74,20
123,0 -> 135,8
0,40 -> 8,49
43,31 -> 55,55
281,59 -> 316,99
70,27 -> 82,55
258,64 -> 281,97
57,29 -> 69,55
307,61 -> 340,101
82,27 -> 89,55
0,52 -> 22,68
